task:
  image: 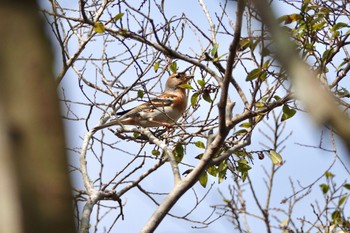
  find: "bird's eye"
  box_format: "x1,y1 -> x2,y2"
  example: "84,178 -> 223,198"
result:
175,74 -> 181,79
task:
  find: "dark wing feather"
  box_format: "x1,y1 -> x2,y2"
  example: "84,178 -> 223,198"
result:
117,95 -> 176,119
116,109 -> 132,116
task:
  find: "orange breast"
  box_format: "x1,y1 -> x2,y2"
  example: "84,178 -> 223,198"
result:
171,89 -> 187,113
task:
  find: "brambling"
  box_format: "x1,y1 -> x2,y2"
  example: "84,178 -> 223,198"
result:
98,72 -> 193,129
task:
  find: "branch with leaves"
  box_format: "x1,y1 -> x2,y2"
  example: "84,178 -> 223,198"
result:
41,0 -> 350,232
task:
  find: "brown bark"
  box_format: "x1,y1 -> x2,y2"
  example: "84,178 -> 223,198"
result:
0,1 -> 76,233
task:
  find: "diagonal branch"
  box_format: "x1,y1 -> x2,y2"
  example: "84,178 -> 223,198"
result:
251,0 -> 350,154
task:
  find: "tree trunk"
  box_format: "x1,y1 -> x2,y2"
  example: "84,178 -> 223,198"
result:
0,1 -> 76,233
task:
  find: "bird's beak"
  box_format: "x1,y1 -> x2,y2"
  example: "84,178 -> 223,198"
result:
186,75 -> 194,81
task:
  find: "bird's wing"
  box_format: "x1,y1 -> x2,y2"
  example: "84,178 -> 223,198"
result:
117,94 -> 177,119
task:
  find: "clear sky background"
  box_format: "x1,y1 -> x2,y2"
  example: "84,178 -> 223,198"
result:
41,0 -> 350,232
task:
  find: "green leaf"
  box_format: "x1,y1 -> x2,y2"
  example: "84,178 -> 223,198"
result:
133,132 -> 140,138
278,14 -> 300,25
93,21 -> 105,33
191,92 -> 199,107
152,149 -> 160,156
218,170 -> 226,183
344,183 -> 350,190
280,219 -> 289,227
137,90 -> 144,98
262,59 -> 272,69
169,62 -> 177,73
195,153 -> 203,159
234,150 -> 250,157
199,172 -> 208,188
213,53 -> 227,62
239,122 -> 252,128
322,48 -> 334,61
195,141 -> 205,149
269,150 -> 283,166
246,68 -> 263,81
114,13 -> 124,21
218,160 -> 228,183
179,83 -> 193,90
320,183 -> 329,194
238,38 -> 252,51
207,166 -> 218,177
337,60 -> 349,71
325,171 -> 335,179
237,159 -> 251,182
319,7 -> 330,16
331,210 -> 341,221
254,114 -> 265,123
259,71 -> 267,81
331,22 -> 348,32
211,43 -> 219,57
304,42 -> 315,52
153,61 -> 160,72
255,102 -> 265,108
197,79 -> 205,88
312,20 -> 326,31
250,39 -> 260,52
338,196 -> 347,207
174,144 -> 184,163
235,129 -> 248,135
281,105 -> 296,121
237,159 -> 249,169
274,95 -> 281,100
218,161 -> 227,169
331,31 -> 340,38
203,91 -> 212,103
301,0 -> 310,12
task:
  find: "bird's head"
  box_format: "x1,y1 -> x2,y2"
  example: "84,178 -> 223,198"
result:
165,72 -> 194,92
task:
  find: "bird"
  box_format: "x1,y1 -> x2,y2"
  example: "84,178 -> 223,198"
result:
97,72 -> 194,129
